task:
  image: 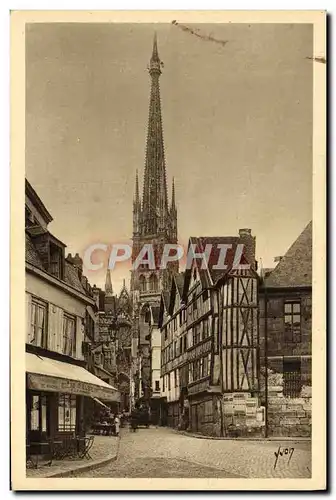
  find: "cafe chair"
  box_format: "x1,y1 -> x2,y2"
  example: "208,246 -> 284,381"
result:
78,435 -> 94,460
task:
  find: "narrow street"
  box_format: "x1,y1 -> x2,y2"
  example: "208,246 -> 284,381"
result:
74,427 -> 311,479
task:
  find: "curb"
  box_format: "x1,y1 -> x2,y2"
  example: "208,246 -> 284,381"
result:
176,430 -> 311,442
43,437 -> 121,478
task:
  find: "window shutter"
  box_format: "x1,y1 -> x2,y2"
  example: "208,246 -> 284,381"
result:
26,293 -> 32,343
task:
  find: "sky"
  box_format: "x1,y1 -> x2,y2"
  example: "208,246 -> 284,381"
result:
26,22 -> 313,293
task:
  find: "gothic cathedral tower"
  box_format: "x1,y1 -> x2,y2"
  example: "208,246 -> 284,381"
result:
131,34 -> 178,308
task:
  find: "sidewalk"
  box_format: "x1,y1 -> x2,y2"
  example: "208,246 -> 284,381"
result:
176,429 -> 311,442
26,435 -> 120,478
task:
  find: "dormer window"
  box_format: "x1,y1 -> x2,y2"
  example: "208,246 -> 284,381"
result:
49,241 -> 64,279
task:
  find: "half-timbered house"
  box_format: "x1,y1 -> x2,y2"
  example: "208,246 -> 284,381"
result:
159,230 -> 265,437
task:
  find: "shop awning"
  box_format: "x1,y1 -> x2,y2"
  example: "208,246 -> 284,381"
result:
92,397 -> 110,409
26,353 -> 120,402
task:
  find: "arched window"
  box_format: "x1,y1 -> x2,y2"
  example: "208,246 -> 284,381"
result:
139,275 -> 146,292
149,273 -> 158,292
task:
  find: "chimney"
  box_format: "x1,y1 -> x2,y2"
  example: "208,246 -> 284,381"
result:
274,256 -> 283,263
66,253 -> 74,264
73,252 -> 83,279
239,228 -> 252,237
238,228 -> 256,270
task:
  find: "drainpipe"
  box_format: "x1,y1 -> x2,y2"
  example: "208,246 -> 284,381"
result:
264,282 -> 269,438
218,285 -> 225,437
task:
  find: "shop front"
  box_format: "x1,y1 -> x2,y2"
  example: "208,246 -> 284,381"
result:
26,353 -> 120,457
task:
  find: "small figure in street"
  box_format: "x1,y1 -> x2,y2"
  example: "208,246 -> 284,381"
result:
130,409 -> 138,432
114,414 -> 121,437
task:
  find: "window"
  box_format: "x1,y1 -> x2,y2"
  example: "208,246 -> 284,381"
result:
188,363 -> 193,383
183,335 -> 187,352
58,394 -> 77,432
29,298 -> 48,348
139,275 -> 146,292
193,359 -> 202,381
149,274 -> 158,291
168,373 -> 171,391
155,380 -> 160,392
202,353 -> 211,378
50,242 -> 64,279
202,290 -> 208,302
30,394 -> 48,432
193,323 -> 201,345
187,329 -> 193,349
162,376 -> 165,392
284,301 -> 301,342
62,314 -> 76,357
283,359 -> 301,398
30,395 -> 40,431
174,370 -> 178,387
164,326 -> 167,341
192,294 -> 197,311
203,318 -> 209,338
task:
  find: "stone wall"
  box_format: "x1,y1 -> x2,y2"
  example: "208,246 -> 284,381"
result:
259,289 -> 312,437
222,393 -> 264,437
260,364 -> 311,437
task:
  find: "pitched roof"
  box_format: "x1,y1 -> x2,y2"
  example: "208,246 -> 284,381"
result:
25,179 -> 53,224
264,221 -> 312,288
64,262 -> 86,293
25,233 -> 44,270
174,272 -> 185,298
184,236 -> 250,294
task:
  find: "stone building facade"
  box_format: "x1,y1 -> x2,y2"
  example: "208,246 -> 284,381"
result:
25,180 -> 119,456
259,221 -> 312,437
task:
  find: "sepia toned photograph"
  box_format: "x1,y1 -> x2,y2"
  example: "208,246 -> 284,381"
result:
10,10 -> 326,490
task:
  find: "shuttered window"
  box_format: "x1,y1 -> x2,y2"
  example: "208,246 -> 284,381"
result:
29,298 -> 48,348
62,314 -> 76,357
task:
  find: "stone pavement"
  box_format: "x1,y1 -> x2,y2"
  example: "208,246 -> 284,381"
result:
74,426 -> 311,479
26,435 -> 119,478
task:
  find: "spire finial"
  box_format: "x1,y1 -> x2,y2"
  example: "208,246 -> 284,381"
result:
149,32 -> 161,75
152,31 -> 158,60
105,268 -> 113,296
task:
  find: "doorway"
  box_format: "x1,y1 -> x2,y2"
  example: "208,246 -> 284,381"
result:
27,391 -> 50,453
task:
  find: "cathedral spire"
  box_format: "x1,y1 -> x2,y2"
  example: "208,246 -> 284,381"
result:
105,268 -> 113,296
142,33 -> 168,235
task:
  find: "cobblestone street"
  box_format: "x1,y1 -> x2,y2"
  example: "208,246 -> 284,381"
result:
74,427 -> 311,478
